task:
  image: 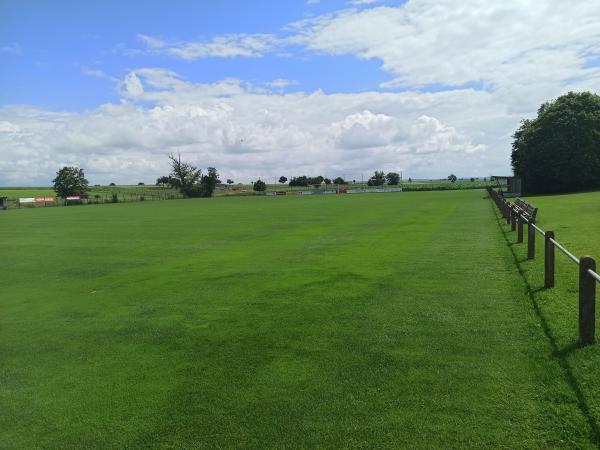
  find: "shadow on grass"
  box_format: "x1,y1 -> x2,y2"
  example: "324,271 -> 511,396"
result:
491,201 -> 600,446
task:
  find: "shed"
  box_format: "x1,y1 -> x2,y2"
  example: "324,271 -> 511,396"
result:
491,175 -> 522,197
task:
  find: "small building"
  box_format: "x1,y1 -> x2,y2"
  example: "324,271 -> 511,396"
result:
491,175 -> 522,197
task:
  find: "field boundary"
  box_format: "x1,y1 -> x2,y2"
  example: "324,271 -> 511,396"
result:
488,187 -> 600,345
489,197 -> 600,445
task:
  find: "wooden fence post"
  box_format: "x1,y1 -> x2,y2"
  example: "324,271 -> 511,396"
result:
510,209 -> 516,231
579,256 -> 596,345
527,221 -> 535,259
545,231 -> 555,288
505,202 -> 510,224
517,216 -> 523,243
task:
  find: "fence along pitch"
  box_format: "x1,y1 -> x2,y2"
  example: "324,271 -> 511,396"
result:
487,186 -> 600,345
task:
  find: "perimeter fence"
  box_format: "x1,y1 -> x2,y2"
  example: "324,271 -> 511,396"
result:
488,187 -> 600,345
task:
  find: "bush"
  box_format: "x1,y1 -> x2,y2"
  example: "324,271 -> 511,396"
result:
253,179 -> 267,191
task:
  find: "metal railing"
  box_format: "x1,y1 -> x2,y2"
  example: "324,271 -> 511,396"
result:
487,187 -> 599,345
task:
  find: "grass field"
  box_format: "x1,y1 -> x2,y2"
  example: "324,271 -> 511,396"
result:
499,191 -> 600,446
1,190 -> 599,448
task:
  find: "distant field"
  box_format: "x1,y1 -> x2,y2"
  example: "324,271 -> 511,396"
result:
0,178 -> 492,202
2,190 -> 597,448
0,185 -> 182,206
244,178 -> 491,192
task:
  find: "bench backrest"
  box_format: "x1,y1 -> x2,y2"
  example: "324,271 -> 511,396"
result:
514,198 -> 538,222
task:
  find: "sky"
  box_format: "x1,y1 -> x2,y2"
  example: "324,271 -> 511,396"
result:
1,0 -> 600,185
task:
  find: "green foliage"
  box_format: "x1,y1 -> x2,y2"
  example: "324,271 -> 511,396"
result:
289,176 -> 308,187
367,170 -> 385,186
333,177 -> 346,185
168,154 -> 201,196
198,167 -> 219,198
512,91 -> 600,194
386,172 -> 400,185
448,174 -> 457,183
278,176 -> 287,184
253,179 -> 266,191
109,182 -> 116,186
52,166 -> 89,198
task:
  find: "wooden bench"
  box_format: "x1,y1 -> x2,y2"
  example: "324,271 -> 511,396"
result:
512,198 -> 538,223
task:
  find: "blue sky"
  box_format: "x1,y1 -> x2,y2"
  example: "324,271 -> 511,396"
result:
1,0 -> 599,185
1,0 -> 398,110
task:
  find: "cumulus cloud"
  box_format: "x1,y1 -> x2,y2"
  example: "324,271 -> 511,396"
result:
0,69 -> 500,185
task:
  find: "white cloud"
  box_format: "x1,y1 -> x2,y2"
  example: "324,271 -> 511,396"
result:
349,0 -> 381,5
264,78 -> 298,90
0,42 -> 21,55
0,69 -> 505,186
291,0 -> 600,93
136,33 -> 280,60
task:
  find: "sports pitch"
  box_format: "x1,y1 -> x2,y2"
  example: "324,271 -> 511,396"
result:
2,190 -> 600,448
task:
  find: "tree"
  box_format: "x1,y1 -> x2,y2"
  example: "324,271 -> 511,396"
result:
408,178 -> 412,183
448,174 -> 457,183
333,177 -> 345,185
169,154 -> 201,195
52,166 -> 89,198
511,91 -> 600,194
470,177 -> 475,182
226,179 -> 234,186
156,176 -> 169,186
386,172 -> 400,185
323,178 -> 331,185
197,167 -> 219,197
253,179 -> 266,191
278,176 -> 287,184
367,170 -> 385,186
308,176 -> 324,188
138,182 -> 144,185
109,182 -> 116,186
289,176 -> 309,187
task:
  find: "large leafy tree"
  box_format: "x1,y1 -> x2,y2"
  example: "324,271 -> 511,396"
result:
511,91 -> 600,194
52,166 -> 89,198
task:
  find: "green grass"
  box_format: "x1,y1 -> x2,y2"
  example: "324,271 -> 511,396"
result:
499,191 -> 600,447
1,190 -> 597,448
